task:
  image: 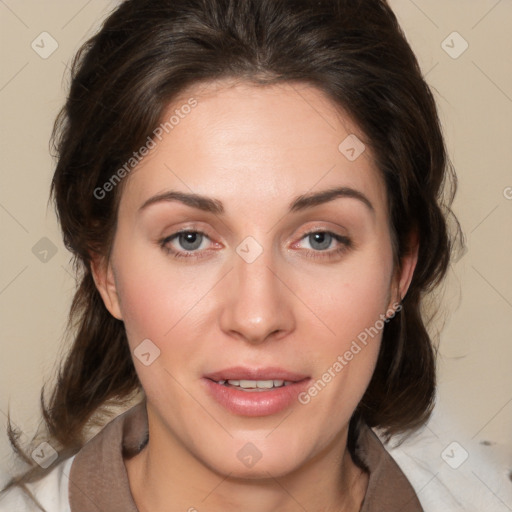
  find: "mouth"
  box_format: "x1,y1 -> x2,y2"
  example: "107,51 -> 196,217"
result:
202,366 -> 311,416
204,366 -> 309,388
212,379 -> 295,391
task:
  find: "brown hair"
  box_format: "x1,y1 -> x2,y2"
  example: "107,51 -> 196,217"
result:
2,0 -> 463,503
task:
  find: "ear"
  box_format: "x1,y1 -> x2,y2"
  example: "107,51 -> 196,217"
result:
390,229 -> 419,306
90,254 -> 123,320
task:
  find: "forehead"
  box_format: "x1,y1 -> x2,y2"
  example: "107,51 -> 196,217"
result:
120,79 -> 387,218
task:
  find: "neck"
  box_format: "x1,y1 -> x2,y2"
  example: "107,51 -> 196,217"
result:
125,412 -> 368,512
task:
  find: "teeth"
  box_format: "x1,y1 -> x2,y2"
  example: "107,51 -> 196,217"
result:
219,379 -> 292,389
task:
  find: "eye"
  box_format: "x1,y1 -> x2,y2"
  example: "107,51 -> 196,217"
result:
294,230 -> 352,260
159,230 -> 213,259
159,228 -> 352,261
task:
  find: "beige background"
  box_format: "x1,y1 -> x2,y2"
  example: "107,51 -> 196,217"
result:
1,0 -> 511,509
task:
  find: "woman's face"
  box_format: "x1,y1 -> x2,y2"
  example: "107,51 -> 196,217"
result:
94,79 -> 414,478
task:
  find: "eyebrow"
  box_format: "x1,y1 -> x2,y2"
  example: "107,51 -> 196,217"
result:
138,186 -> 374,216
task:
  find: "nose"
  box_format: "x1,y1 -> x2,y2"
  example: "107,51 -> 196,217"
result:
218,240 -> 296,345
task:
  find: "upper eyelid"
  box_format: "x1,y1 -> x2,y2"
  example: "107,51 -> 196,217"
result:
163,218 -> 349,236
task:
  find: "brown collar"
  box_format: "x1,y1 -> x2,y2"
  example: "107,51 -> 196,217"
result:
68,399 -> 423,511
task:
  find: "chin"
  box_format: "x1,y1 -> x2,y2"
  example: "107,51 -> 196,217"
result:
212,457 -> 301,481
196,439 -> 307,480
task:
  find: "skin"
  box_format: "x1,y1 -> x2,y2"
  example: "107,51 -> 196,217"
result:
92,79 -> 418,512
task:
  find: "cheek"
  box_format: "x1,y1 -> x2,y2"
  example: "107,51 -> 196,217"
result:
112,254 -> 210,405
293,250 -> 394,424
294,241 -> 394,397
297,244 -> 394,350
112,244 -> 197,347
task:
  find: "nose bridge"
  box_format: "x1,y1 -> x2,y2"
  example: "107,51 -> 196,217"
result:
219,235 -> 294,343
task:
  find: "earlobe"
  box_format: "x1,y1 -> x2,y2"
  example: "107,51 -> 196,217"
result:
388,230 -> 419,308
396,230 -> 419,302
90,255 -> 123,320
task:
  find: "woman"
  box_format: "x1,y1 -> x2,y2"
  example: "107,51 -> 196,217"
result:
0,0 -> 462,510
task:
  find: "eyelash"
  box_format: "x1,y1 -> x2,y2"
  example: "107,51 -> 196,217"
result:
159,229 -> 352,261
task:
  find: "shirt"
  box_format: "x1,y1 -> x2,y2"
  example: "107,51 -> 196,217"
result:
0,399 -> 424,511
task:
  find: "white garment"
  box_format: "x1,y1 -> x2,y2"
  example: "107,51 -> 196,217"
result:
0,455 -> 74,512
384,428 -> 512,512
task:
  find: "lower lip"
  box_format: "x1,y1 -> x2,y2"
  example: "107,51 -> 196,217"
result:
202,378 -> 311,417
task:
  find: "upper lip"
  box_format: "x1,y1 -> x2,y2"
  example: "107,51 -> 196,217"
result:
204,366 -> 309,382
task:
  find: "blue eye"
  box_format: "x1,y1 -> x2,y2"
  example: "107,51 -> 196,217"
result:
159,230 -> 211,259
306,232 -> 335,250
173,231 -> 205,251
159,229 -> 352,261
296,230 -> 352,260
